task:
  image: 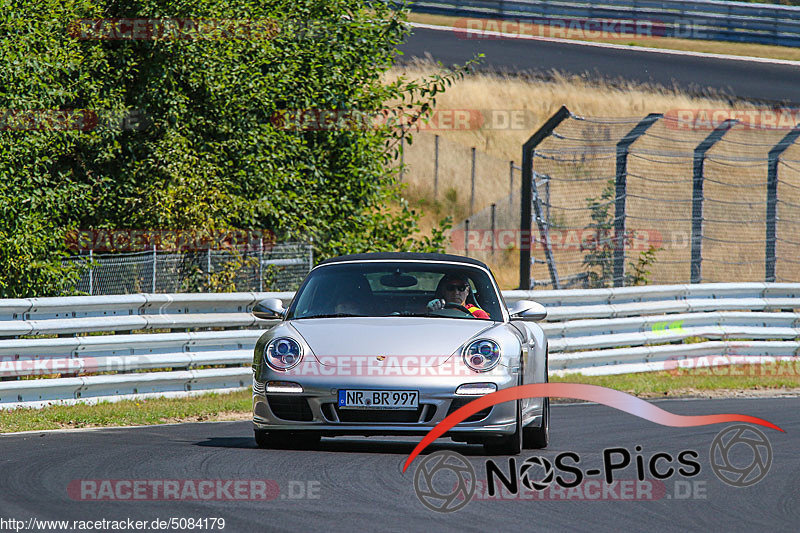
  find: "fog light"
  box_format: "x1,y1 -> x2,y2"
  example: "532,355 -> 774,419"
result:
455,383 -> 497,395
266,381 -> 304,394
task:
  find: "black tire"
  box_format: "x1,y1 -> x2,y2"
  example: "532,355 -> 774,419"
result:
483,401 -> 522,455
523,397 -> 549,449
254,430 -> 320,449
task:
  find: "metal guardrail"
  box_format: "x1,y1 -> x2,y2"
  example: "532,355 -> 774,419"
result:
405,0 -> 800,47
1,283 -> 799,408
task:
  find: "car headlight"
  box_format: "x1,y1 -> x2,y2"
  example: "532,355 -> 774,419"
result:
264,337 -> 303,371
463,339 -> 501,372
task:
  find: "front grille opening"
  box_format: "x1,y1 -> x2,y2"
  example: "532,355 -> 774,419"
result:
447,398 -> 492,422
333,405 -> 424,423
321,403 -> 338,422
267,395 -> 313,421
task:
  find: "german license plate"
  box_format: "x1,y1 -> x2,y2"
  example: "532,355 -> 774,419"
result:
338,390 -> 419,410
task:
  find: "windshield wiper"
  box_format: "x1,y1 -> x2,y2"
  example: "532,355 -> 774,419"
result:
386,312 -> 455,318
295,313 -> 363,319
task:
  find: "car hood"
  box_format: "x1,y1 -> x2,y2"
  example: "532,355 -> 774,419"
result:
289,317 -> 497,366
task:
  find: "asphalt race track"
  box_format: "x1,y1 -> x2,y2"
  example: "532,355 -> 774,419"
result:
398,26 -> 800,105
1,398 -> 796,532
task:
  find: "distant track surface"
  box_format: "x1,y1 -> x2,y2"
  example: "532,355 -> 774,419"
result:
398,25 -> 800,104
1,398 -> 797,531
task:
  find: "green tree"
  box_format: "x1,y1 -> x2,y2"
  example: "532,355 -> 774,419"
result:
0,0 -> 463,297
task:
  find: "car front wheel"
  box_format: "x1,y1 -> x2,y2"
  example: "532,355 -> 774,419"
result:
523,397 -> 549,449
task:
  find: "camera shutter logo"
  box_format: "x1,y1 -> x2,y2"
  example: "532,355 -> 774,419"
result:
710,425 -> 772,488
413,450 -> 475,513
520,456 -> 554,491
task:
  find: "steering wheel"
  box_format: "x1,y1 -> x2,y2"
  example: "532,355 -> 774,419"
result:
444,302 -> 473,316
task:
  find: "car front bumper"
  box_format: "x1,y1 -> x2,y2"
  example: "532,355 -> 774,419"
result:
252,370 -> 544,439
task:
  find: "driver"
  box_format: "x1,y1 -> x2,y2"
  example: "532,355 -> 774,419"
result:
426,274 -> 490,319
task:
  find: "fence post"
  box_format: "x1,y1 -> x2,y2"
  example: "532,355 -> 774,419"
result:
152,244 -> 157,293
520,106 -> 571,290
464,219 -> 470,257
206,248 -> 211,288
544,176 -> 550,224
691,119 -> 737,284
766,124 -> 800,282
509,160 -> 514,207
434,134 -> 439,201
88,249 -> 94,296
470,147 -> 476,216
399,134 -> 404,182
490,203 -> 496,256
258,237 -> 264,292
613,113 -> 662,287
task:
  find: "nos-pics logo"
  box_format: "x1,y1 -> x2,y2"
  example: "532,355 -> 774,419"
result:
413,425 -> 773,513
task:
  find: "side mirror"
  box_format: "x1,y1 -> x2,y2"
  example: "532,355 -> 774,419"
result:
508,300 -> 547,321
253,298 -> 286,320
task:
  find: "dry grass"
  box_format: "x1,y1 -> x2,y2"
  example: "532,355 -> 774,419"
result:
387,62 -> 800,288
408,12 -> 800,62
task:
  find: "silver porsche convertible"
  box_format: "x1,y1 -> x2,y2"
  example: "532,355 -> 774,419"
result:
251,252 -> 549,454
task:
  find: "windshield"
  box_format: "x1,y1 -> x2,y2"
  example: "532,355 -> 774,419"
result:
286,261 -> 504,321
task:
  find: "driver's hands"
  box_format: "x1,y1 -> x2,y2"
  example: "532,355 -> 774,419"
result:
426,298 -> 445,311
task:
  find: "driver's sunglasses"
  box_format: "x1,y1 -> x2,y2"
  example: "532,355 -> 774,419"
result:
445,284 -> 469,292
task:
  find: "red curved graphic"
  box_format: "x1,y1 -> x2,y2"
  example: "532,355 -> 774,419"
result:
402,383 -> 784,473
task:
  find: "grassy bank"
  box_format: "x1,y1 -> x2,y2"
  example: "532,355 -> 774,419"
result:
0,389 -> 251,434
3,363 -> 799,433
552,362 -> 800,397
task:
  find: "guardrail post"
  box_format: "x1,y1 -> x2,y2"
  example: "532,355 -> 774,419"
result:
766,124 -> 800,282
613,113 -> 662,287
691,119 -> 737,284
520,106 -> 571,289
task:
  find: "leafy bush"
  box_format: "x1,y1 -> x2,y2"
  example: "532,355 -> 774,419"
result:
581,179 -> 660,287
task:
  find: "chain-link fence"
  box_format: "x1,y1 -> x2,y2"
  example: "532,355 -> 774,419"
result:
402,109 -> 800,288
63,242 -> 312,295
521,110 -> 800,287
401,132 -> 517,221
